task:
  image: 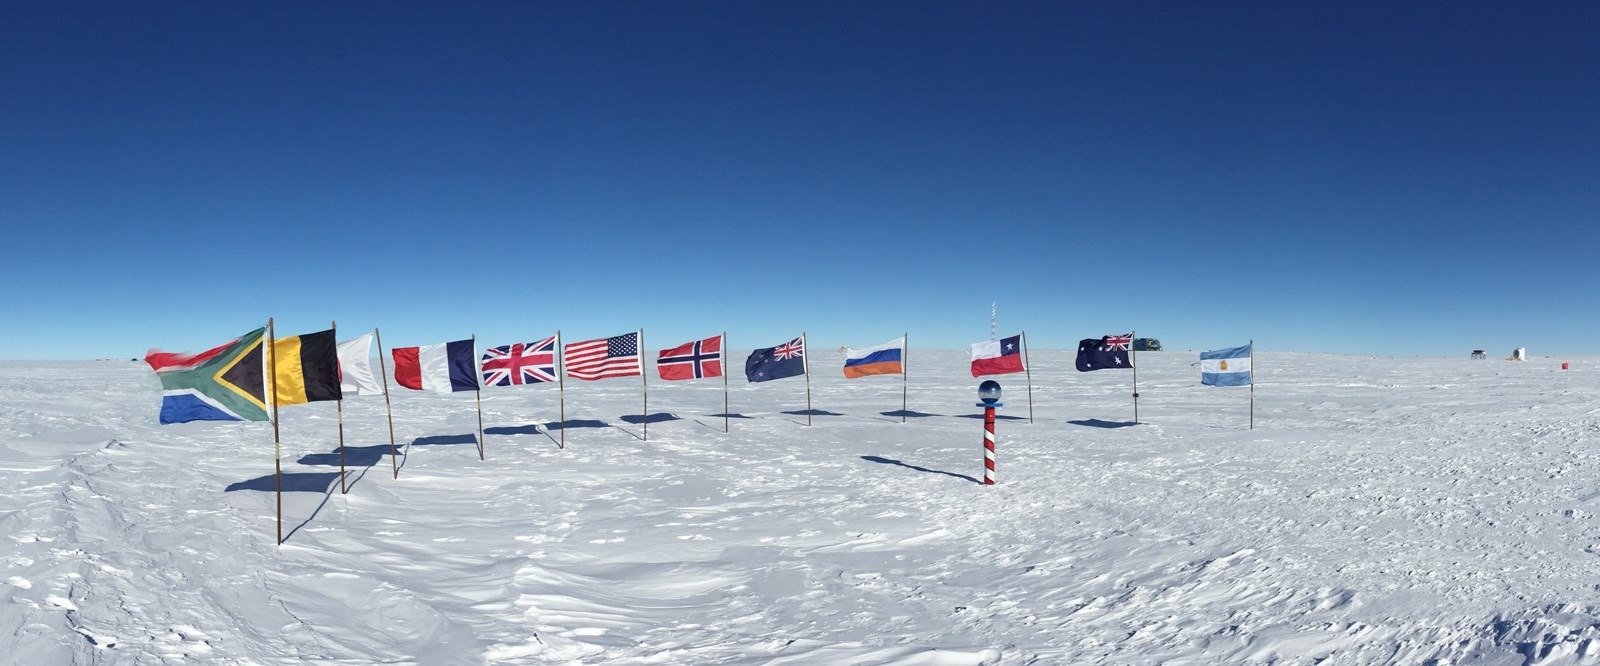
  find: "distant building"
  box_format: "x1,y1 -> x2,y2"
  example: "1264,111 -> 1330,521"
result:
1134,337 -> 1162,352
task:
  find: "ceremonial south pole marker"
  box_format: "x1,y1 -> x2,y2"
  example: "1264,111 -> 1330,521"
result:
977,380 -> 1002,485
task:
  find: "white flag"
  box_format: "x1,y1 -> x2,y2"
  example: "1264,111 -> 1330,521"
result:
336,333 -> 383,396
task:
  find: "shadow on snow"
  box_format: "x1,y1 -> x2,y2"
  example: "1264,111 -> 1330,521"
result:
782,409 -> 843,417
297,444 -> 392,467
1069,419 -> 1138,429
412,433 -> 480,446
619,413 -> 682,425
541,419 -> 610,431
225,471 -> 343,493
880,410 -> 940,418
861,455 -> 981,485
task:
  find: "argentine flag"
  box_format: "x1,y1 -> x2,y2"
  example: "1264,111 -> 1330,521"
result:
1200,344 -> 1252,387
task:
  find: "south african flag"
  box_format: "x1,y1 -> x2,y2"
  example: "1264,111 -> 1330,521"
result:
146,328 -> 270,424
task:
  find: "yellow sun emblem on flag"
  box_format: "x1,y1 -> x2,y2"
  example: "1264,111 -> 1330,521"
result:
1219,360 -> 1229,371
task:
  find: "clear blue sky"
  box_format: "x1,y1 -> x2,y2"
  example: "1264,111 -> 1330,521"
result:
3,2 -> 1596,360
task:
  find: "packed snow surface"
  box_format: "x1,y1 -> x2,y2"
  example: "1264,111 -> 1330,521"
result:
3,351 -> 1599,664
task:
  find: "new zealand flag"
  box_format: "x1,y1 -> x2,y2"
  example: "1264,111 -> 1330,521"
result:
745,336 -> 806,383
1076,333 -> 1134,371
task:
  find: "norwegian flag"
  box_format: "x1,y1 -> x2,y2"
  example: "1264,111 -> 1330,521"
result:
565,332 -> 643,381
1103,333 -> 1133,352
480,336 -> 557,387
657,335 -> 723,381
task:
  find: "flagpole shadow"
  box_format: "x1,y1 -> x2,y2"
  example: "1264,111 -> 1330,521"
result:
780,408 -> 842,426
341,463 -> 375,494
609,413 -> 679,441
619,413 -> 682,425
694,415 -> 751,431
484,424 -> 542,435
861,455 -> 981,485
296,443 -> 391,494
283,480 -> 338,544
483,423 -> 565,449
540,419 -> 611,449
412,434 -> 480,446
397,441 -> 411,474
223,471 -> 342,545
880,410 -> 940,420
225,472 -> 342,493
1068,419 -> 1138,429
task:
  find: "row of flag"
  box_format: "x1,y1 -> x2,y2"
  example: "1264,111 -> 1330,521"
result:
146,327 -> 1251,425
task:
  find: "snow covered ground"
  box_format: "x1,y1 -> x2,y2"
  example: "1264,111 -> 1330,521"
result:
3,350 -> 1599,664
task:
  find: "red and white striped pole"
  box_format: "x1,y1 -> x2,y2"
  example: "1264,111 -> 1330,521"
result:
977,380 -> 1002,486
982,405 -> 997,485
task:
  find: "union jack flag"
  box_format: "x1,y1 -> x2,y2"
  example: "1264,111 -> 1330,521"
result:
1103,334 -> 1133,352
772,338 -> 805,361
480,336 -> 557,386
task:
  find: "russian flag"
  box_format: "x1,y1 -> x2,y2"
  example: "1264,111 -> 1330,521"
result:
392,339 -> 480,393
843,337 -> 905,379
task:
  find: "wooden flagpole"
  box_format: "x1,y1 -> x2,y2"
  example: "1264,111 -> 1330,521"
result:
1022,330 -> 1035,424
1131,329 -> 1140,424
1249,339 -> 1255,430
268,318 -> 282,545
375,327 -> 398,479
722,331 -> 729,433
556,330 -> 565,449
333,320 -> 345,494
901,332 -> 908,423
473,334 -> 484,461
633,329 -> 640,441
803,331 -> 812,427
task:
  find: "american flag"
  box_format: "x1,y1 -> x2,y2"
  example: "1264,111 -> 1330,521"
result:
1103,333 -> 1133,352
480,336 -> 557,386
565,332 -> 642,381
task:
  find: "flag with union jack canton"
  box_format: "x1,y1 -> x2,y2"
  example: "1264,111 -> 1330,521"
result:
658,335 -> 723,381
1076,332 -> 1134,371
480,336 -> 557,387
745,336 -> 807,383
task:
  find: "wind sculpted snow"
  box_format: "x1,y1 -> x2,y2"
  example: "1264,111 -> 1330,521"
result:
2,352 -> 1599,664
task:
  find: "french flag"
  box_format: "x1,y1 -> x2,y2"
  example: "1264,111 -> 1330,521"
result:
392,339 -> 479,393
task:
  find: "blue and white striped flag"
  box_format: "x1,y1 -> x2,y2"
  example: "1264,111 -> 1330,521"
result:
1200,344 -> 1252,387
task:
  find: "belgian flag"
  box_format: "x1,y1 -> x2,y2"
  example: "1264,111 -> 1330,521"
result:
272,329 -> 342,406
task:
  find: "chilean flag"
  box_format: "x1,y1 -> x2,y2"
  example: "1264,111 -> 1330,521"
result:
970,334 -> 1025,377
392,339 -> 479,393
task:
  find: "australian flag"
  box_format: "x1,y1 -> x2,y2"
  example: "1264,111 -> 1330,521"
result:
1076,333 -> 1134,371
745,336 -> 806,383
